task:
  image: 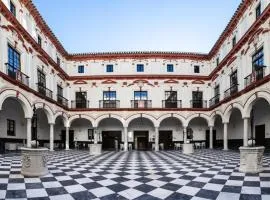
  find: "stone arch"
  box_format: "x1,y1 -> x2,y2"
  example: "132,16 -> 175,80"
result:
53,111 -> 69,127
209,110 -> 224,126
94,114 -> 125,127
68,114 -> 95,127
157,113 -> 186,127
243,91 -> 270,118
186,113 -> 211,127
126,113 -> 158,127
0,89 -> 32,118
34,102 -> 54,124
223,102 -> 244,123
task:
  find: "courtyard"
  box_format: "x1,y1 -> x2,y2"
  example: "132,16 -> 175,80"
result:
0,149 -> 269,200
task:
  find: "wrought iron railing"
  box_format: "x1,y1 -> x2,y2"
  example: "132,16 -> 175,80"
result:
6,63 -> 29,86
131,100 -> 152,108
162,100 -> 182,108
57,94 -> 68,107
99,100 -> 120,108
36,83 -> 53,99
224,84 -> 238,99
190,100 -> 207,108
71,100 -> 90,109
244,68 -> 265,88
209,94 -> 220,107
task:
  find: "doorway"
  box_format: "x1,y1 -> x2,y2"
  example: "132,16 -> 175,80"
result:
159,131 -> 173,150
205,130 -> 217,148
255,125 -> 265,146
102,131 -> 122,150
134,131 -> 149,150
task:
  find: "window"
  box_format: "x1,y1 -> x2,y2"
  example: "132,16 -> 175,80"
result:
167,64 -> 174,72
103,91 -> 116,100
37,35 -> 42,47
78,65 -> 84,73
137,64 -> 144,72
216,57 -> 219,67
192,91 -> 203,108
88,129 -> 94,140
75,92 -> 87,108
106,65 -> 114,72
252,47 -> 264,69
134,91 -> 148,100
7,119 -> 15,136
165,91 -> 177,101
7,45 -> 20,79
230,70 -> 238,86
10,1 -> 16,16
194,65 -> 200,73
57,57 -> 60,66
57,85 -> 63,97
214,85 -> 220,96
232,36 -> 236,47
256,3 -> 261,19
37,69 -> 46,95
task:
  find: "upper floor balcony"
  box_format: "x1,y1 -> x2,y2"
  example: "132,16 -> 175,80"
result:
6,63 -> 29,86
244,67 -> 265,88
224,84 -> 238,99
190,100 -> 207,109
71,100 -> 90,109
209,94 -> 220,107
162,100 -> 182,108
36,83 -> 53,99
131,100 -> 152,109
57,94 -> 68,107
99,100 -> 120,109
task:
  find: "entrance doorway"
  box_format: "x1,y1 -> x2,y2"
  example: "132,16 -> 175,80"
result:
255,124 -> 265,146
61,130 -> 74,149
159,131 -> 173,150
205,130 -> 217,148
134,131 -> 149,150
102,131 -> 121,150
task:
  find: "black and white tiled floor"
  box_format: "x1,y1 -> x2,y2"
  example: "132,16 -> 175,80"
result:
0,149 -> 270,200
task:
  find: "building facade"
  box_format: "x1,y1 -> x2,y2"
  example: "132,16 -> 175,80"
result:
0,0 -> 270,152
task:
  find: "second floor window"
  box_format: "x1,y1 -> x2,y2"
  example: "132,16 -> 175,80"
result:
7,119 -> 15,136
256,3 -> 261,19
38,35 -> 42,47
194,65 -> 200,73
78,65 -> 84,73
192,91 -> 203,108
57,85 -> 63,97
103,91 -> 116,100
230,70 -> 238,86
252,47 -> 264,69
75,91 -> 87,108
214,85 -> 220,96
8,45 -> 20,69
137,64 -> 144,72
106,65 -> 114,72
10,1 -> 16,17
134,91 -> 147,100
167,64 -> 174,72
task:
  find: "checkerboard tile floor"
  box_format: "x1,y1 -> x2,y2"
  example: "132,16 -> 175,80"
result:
0,149 -> 270,200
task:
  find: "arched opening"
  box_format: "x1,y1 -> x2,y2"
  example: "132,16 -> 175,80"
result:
97,118 -> 123,150
70,118 -> 93,149
159,117 -> 183,150
0,97 -> 27,152
128,117 -> 155,150
187,117 -> 209,148
228,108 -> 243,150
212,115 -> 223,149
36,108 -> 50,148
54,116 -> 66,149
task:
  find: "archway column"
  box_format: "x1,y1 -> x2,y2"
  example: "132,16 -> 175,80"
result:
209,126 -> 213,149
183,126 -> 187,143
65,126 -> 69,150
124,126 -> 128,151
49,123 -> 54,151
243,117 -> 249,147
26,118 -> 32,148
223,123 -> 228,150
155,126 -> 159,151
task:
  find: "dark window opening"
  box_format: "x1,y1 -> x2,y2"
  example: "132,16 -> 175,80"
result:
10,1 -> 16,16
7,119 -> 15,136
137,64 -> 144,72
194,65 -> 200,73
78,65 -> 84,73
167,64 -> 174,72
106,65 -> 114,72
256,3 -> 261,19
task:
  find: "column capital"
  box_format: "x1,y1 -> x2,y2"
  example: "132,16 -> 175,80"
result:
208,125 -> 214,128
49,123 -> 55,126
242,117 -> 250,120
154,126 -> 160,129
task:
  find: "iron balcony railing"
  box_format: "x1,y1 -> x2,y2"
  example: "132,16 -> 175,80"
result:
71,100 -> 90,109
224,84 -> 238,99
36,83 -> 53,99
6,63 -> 29,86
57,94 -> 68,107
99,100 -> 120,108
131,100 -> 152,108
190,100 -> 207,108
209,94 -> 220,107
162,100 -> 182,108
244,68 -> 265,88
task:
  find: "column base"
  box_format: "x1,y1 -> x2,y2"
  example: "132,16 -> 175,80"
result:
223,148 -> 228,151
182,143 -> 194,154
89,144 -> 102,155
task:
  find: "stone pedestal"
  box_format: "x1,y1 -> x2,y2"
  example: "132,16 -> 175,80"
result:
21,147 -> 49,177
239,146 -> 265,173
182,143 -> 194,154
89,144 -> 102,155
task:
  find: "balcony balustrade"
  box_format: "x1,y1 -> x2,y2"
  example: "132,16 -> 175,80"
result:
209,94 -> 220,107
71,100 -> 90,109
162,100 -> 182,108
131,100 -> 152,108
36,83 -> 53,99
99,100 -> 120,108
244,68 -> 265,88
57,94 -> 68,107
6,63 -> 29,86
190,100 -> 207,108
224,84 -> 238,99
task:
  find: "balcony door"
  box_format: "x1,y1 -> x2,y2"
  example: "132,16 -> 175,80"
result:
165,91 -> 177,108
57,85 -> 63,103
76,92 -> 87,108
192,91 -> 203,108
37,70 -> 46,95
214,85 -> 220,103
252,48 -> 264,81
134,91 -> 148,108
103,91 -> 116,108
230,70 -> 238,94
8,45 -> 20,79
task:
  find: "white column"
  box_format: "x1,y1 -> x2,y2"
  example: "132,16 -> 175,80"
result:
183,126 -> 187,143
49,123 -> 54,151
155,127 -> 159,151
93,127 -> 98,144
209,126 -> 213,149
124,127 -> 128,151
26,118 -> 31,148
243,118 -> 249,147
223,123 -> 228,150
65,127 -> 69,150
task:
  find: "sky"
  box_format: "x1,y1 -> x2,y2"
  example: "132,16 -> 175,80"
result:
32,0 -> 242,54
